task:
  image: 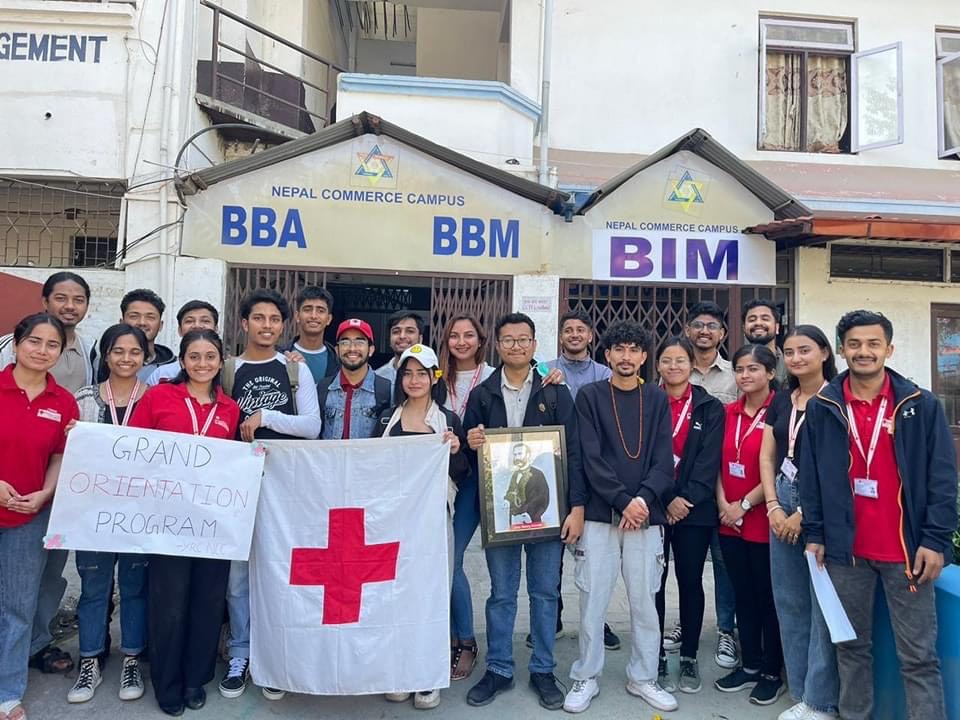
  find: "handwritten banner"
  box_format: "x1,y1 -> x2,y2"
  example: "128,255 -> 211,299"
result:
44,422 -> 265,560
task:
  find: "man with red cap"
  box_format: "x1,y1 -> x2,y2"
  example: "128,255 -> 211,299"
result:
319,318 -> 393,440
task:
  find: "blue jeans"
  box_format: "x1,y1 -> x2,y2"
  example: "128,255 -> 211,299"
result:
30,547 -> 67,655
0,509 -> 50,703
484,539 -> 562,678
75,552 -> 148,657
710,529 -> 736,633
225,560 -> 250,659
451,471 -> 481,641
770,472 -> 839,713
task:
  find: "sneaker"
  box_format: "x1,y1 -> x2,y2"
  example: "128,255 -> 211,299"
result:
678,658 -> 701,693
714,668 -> 760,692
563,678 -> 599,713
414,689 -> 440,709
657,657 -> 677,693
466,670 -> 514,706
67,657 -> 102,703
529,672 -> 564,710
663,622 -> 682,651
715,630 -> 739,669
779,702 -> 811,720
625,679 -> 678,712
118,655 -> 144,701
218,657 -> 249,698
603,623 -> 621,651
525,624 -> 564,649
749,674 -> 785,706
184,687 -> 206,710
262,687 -> 286,701
385,692 -> 412,702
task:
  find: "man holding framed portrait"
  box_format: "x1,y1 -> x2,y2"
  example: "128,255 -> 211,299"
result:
463,312 -> 586,712
563,321 -> 678,715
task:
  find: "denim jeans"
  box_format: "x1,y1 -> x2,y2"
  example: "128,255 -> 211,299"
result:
30,547 -> 68,655
484,539 -> 562,678
451,470 -> 481,642
225,560 -> 250,659
75,552 -> 148,658
0,509 -> 50,703
710,529 -> 736,632
770,472 -> 838,713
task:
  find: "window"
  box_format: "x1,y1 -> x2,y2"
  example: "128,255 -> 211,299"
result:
72,236 -> 118,267
932,304 -> 960,431
829,244 -> 944,282
936,30 -> 960,159
759,18 -> 854,153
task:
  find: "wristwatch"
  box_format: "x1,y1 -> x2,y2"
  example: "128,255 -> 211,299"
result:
739,498 -> 753,512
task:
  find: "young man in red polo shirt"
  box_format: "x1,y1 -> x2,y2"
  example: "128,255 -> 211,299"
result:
800,310 -> 957,720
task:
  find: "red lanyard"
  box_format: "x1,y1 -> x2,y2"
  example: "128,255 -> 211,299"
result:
735,407 -> 767,462
449,364 -> 483,419
105,379 -> 141,427
786,383 -> 827,459
846,396 -> 889,479
672,392 -> 693,439
184,397 -> 217,436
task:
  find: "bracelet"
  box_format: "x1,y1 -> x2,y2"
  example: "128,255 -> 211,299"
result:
766,505 -> 783,517
765,499 -> 779,506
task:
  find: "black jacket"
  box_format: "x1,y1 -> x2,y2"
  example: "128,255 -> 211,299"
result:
799,368 -> 958,567
278,336 -> 341,381
463,367 -> 587,510
375,404 -> 469,484
664,384 -> 723,527
576,379 -> 674,525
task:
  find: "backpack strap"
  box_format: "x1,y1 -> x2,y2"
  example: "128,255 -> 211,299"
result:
286,359 -> 300,415
373,374 -> 392,415
541,382 -> 560,424
221,357 -> 237,397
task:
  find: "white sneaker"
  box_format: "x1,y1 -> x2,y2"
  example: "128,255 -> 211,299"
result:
67,658 -> 102,703
802,707 -> 838,720
385,692 -> 412,702
118,655 -> 144,701
779,703 -> 810,720
625,680 -> 678,712
563,678 -> 599,713
414,689 -> 440,709
262,687 -> 286,700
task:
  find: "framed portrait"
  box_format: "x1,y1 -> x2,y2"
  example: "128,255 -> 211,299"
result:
477,426 -> 569,549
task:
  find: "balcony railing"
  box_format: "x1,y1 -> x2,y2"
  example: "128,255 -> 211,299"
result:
198,0 -> 346,137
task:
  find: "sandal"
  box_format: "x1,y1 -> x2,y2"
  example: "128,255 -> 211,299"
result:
450,640 -> 478,681
28,645 -> 73,674
0,699 -> 26,720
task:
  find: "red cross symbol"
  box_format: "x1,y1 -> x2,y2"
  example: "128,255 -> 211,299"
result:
289,508 -> 401,625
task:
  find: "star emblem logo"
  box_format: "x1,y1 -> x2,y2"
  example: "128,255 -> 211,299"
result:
663,167 -> 709,216
354,144 -> 396,185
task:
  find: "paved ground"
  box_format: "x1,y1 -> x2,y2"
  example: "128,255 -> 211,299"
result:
24,539 -> 794,719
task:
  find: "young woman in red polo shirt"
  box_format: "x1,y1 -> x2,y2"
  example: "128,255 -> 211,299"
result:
0,313 -> 79,720
714,343 -> 783,706
128,329 -> 240,717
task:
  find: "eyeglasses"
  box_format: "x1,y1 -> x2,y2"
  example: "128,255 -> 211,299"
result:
337,338 -> 369,349
689,320 -> 723,331
498,337 -> 534,349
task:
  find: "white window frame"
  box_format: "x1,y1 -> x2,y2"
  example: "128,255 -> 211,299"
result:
937,31 -> 960,158
758,17 -> 855,149
936,30 -> 960,58
851,42 -> 904,152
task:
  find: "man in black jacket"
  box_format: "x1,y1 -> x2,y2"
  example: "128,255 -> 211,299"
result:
279,286 -> 340,384
463,313 -> 585,711
562,321 -> 678,715
801,310 -> 957,720
504,443 -> 549,525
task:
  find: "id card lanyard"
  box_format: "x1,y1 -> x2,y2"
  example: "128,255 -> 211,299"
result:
105,380 -> 142,428
735,407 -> 767,463
184,397 -> 217,436
672,392 -> 693,440
846,396 -> 889,481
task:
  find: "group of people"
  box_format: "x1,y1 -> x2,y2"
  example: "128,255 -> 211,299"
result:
0,271 -> 955,720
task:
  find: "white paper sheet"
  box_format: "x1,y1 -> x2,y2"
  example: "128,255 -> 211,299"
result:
806,550 -> 857,643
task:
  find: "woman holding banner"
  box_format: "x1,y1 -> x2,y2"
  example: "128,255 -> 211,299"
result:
377,343 -> 468,710
67,324 -> 151,705
128,329 -> 240,716
0,313 -> 79,720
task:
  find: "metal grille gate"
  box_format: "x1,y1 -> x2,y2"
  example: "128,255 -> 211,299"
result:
430,275 -> 512,366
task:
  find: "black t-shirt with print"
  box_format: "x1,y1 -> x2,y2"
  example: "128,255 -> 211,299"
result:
232,358 -> 297,440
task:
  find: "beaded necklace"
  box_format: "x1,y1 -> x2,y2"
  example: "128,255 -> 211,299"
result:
610,377 -> 644,459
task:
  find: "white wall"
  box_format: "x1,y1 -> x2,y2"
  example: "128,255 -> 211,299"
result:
795,244 -> 960,387
513,273 -> 560,359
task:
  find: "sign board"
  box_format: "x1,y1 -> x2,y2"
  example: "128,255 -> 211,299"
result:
44,422 -> 265,561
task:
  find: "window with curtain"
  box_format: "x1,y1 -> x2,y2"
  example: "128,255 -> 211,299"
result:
937,31 -> 960,159
759,19 -> 854,153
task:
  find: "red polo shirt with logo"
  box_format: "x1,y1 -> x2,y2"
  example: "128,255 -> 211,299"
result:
0,365 -> 79,528
719,393 -> 773,543
844,373 -> 903,562
128,381 -> 240,440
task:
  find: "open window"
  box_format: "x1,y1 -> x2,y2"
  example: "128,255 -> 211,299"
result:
758,18 -> 854,153
851,42 -> 903,151
937,30 -> 960,159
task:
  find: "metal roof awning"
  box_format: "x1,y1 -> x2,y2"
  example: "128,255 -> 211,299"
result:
746,216 -> 960,249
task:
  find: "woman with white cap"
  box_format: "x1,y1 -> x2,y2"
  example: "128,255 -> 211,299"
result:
376,343 -> 468,710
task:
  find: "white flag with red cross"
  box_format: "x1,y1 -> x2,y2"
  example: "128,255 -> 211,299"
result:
248,434 -> 451,695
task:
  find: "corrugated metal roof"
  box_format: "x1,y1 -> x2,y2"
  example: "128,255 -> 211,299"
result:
178,111 -> 571,214
578,128 -> 812,219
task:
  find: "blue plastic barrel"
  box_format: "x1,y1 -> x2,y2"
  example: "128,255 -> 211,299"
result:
936,565 -> 960,720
